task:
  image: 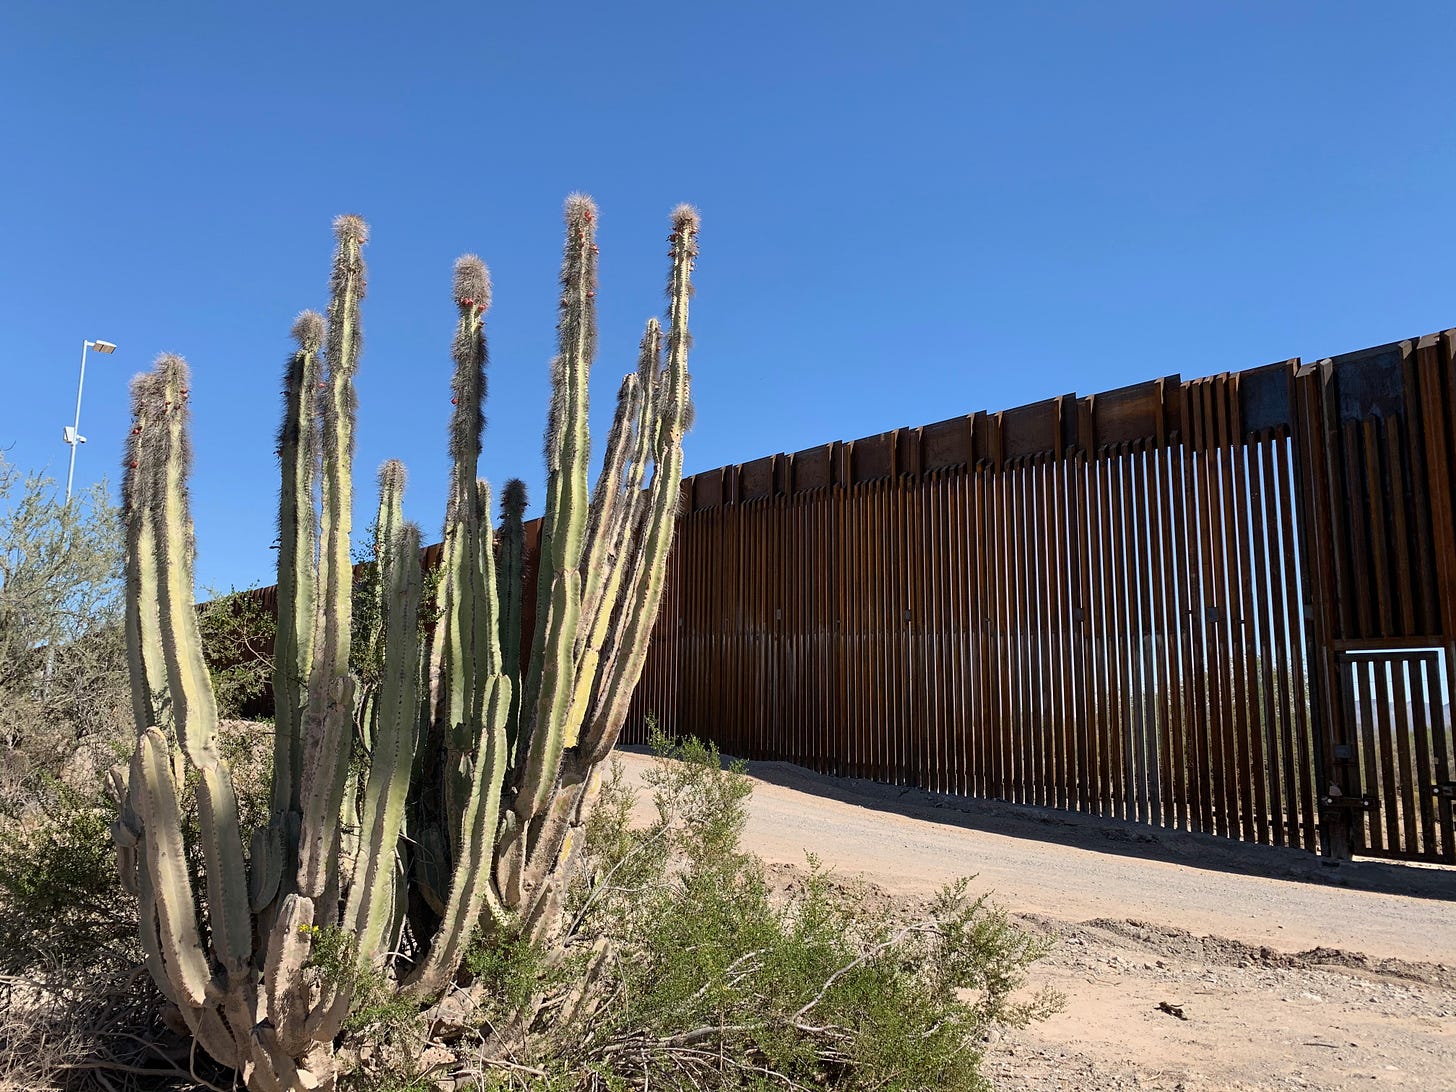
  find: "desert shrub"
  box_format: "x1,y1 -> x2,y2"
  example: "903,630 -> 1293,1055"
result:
0,779 -> 135,974
463,726 -> 1063,1090
197,587 -> 277,719
0,457 -> 130,819
0,772 -> 158,1091
0,730 -> 274,977
0,720 -> 272,1091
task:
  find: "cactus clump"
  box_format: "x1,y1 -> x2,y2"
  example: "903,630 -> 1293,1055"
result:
113,198 -> 699,1089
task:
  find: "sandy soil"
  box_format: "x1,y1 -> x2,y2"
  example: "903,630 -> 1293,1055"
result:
615,748 -> 1456,1092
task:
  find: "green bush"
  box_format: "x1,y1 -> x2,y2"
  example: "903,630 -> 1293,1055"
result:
197,587 -> 277,719
0,779 -> 137,974
0,457 -> 130,820
546,726 -> 1062,1090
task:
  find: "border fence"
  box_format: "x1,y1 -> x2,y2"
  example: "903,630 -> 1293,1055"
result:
245,329 -> 1456,861
624,330 -> 1456,863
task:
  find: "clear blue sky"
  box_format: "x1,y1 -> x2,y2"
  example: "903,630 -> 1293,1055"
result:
2,2 -> 1453,592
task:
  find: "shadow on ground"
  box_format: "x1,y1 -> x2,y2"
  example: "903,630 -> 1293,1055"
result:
619,745 -> 1456,903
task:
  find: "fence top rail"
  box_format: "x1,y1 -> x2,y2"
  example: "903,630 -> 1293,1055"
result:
680,328 -> 1452,509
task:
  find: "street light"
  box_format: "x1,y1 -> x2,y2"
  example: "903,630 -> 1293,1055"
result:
63,338 -> 119,503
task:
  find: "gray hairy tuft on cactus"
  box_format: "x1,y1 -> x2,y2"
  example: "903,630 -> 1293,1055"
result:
114,198 -> 699,1089
289,310 -> 325,350
452,253 -> 491,308
332,213 -> 370,245
377,457 -> 407,496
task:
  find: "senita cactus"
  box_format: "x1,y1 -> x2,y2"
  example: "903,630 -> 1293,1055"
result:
113,199 -> 699,1089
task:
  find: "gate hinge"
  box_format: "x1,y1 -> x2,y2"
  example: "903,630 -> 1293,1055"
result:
1430,783 -> 1456,800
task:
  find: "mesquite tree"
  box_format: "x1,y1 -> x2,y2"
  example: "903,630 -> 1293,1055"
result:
111,197 -> 699,1090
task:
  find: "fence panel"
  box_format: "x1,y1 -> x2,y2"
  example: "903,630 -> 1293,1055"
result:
620,328 -> 1456,861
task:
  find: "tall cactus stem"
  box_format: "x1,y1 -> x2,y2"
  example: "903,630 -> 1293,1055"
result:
470,478 -> 503,709
413,255 -> 511,988
272,312 -> 323,823
298,215 -> 367,900
440,257 -> 491,849
121,372 -> 171,738
133,727 -> 211,1007
143,355 -> 252,976
576,371 -> 641,658
330,513 -> 422,1031
515,195 -> 598,819
358,458 -> 406,696
581,205 -> 698,762
564,319 -> 663,745
406,672 -> 511,996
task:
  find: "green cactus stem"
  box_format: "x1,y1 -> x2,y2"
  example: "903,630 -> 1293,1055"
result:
406,670 -> 511,996
326,514 -> 423,1033
408,259 -> 513,994
354,457 -> 407,735
272,311 -> 323,822
144,356 -> 252,978
439,255 -> 493,851
297,215 -> 367,902
576,370 -> 641,659
117,373 -> 168,926
509,210 -> 697,940
120,372 -> 171,740
513,194 -> 598,822
133,726 -> 211,1008
251,312 -> 326,925
565,319 -> 662,747
579,205 -> 698,764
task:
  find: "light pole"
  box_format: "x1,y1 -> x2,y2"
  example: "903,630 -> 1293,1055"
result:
63,338 -> 117,503
46,336 -> 118,693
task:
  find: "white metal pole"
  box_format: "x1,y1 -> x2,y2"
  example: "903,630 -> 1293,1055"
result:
64,339 -> 91,504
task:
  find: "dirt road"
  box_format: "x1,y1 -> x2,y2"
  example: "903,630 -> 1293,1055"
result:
615,748 -> 1456,1092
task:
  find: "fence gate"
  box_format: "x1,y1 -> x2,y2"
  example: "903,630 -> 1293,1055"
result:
1295,332 -> 1456,861
1336,650 -> 1455,862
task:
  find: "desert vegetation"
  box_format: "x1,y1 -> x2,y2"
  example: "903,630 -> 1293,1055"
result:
0,199 -> 1055,1091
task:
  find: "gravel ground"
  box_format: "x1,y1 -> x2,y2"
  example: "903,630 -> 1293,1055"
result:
615,748 -> 1456,1092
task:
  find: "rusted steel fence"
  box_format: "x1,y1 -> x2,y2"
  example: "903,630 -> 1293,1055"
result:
626,330 -> 1456,862
240,329 -> 1456,861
